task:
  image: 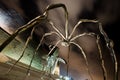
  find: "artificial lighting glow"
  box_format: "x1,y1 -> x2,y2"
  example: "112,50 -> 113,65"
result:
56,75 -> 73,80
0,10 -> 12,33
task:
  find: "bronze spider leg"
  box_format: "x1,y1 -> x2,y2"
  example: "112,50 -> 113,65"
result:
70,33 -> 107,80
69,19 -> 118,80
0,15 -> 46,52
44,3 -> 68,39
32,32 -> 61,80
25,3 -> 68,79
99,23 -> 118,80
7,27 -> 35,74
68,19 -> 98,39
28,4 -> 69,79
70,33 -> 96,80
69,19 -> 108,80
24,33 -> 60,79
70,41 -> 93,80
0,3 -> 68,76
96,35 -> 107,80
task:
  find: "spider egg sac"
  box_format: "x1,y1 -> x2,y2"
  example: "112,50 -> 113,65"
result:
61,42 -> 69,47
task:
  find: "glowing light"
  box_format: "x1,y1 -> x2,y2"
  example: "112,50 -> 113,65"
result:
0,10 -> 12,33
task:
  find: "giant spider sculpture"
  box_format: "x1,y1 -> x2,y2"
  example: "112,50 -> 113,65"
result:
0,3 -> 118,80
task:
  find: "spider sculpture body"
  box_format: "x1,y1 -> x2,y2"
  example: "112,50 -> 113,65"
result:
0,3 -> 118,80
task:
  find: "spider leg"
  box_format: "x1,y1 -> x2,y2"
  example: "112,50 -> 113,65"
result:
44,3 -> 68,17
0,15 -> 46,52
25,39 -> 40,79
24,31 -> 61,79
7,27 -> 35,74
0,3 -> 69,51
47,40 -> 61,56
70,41 -> 93,80
99,23 -> 118,80
70,32 -> 96,41
47,20 -> 66,40
70,20 -> 117,79
70,32 -> 107,80
96,35 -> 107,80
44,3 -> 69,39
68,19 -> 98,39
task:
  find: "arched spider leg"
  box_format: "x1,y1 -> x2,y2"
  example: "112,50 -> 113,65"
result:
37,31 -> 61,62
96,35 -> 107,80
71,33 -> 107,80
43,3 -> 69,39
71,34 -> 95,80
24,31 -> 61,80
36,31 -> 61,57
7,27 -> 35,74
42,19 -> 65,56
70,32 -> 96,41
47,40 -> 62,56
0,15 -> 46,52
69,20 -> 108,80
99,23 -> 118,80
68,19 -> 98,39
24,32 -> 60,80
70,41 -> 93,80
0,3 -> 68,52
47,20 -> 65,40
24,33 -> 45,78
